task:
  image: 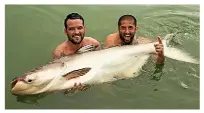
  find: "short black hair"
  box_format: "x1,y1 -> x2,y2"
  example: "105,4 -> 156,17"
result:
64,13 -> 84,29
118,14 -> 137,26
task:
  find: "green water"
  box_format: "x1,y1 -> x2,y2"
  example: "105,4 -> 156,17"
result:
5,5 -> 200,109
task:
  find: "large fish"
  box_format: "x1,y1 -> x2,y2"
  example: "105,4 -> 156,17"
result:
10,33 -> 199,95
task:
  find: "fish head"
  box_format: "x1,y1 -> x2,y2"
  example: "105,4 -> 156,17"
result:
11,73 -> 40,95
10,63 -> 64,95
10,61 -> 92,95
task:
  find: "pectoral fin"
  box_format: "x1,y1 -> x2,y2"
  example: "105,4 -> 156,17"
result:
63,68 -> 91,80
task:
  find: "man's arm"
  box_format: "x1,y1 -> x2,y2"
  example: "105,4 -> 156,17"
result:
52,49 -> 62,59
137,36 -> 165,80
137,36 -> 165,64
150,63 -> 164,81
88,38 -> 102,50
52,44 -> 65,59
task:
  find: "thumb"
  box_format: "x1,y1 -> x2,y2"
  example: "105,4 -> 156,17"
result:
157,36 -> 162,44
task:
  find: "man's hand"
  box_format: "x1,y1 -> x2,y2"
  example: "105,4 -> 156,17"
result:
64,83 -> 91,94
154,36 -> 165,64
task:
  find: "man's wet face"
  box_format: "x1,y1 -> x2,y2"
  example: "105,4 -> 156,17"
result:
65,19 -> 85,44
119,19 -> 137,45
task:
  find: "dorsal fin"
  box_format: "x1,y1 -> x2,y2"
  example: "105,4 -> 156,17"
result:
63,68 -> 91,80
76,45 -> 98,54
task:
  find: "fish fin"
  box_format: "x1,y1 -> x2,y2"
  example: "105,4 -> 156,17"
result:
63,68 -> 91,80
164,46 -> 199,64
161,33 -> 199,64
76,45 -> 98,54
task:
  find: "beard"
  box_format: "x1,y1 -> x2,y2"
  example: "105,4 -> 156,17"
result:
68,33 -> 84,44
119,33 -> 135,45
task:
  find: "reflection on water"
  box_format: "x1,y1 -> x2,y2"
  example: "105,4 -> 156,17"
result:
14,93 -> 48,105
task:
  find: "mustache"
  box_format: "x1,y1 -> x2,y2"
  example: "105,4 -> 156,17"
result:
124,33 -> 131,35
72,34 -> 81,37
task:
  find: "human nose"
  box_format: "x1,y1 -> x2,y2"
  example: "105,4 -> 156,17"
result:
74,28 -> 80,34
125,28 -> 130,34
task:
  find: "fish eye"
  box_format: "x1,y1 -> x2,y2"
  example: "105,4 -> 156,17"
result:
28,79 -> 32,83
24,74 -> 37,83
24,77 -> 35,83
25,79 -> 33,83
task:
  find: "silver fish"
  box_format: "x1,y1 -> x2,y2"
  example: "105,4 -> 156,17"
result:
10,33 -> 199,95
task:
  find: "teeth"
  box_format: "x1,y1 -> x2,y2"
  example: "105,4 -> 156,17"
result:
74,36 -> 81,38
125,35 -> 130,37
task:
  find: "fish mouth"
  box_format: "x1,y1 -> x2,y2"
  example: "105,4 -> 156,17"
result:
10,77 -> 18,88
10,81 -> 25,95
10,77 -> 26,94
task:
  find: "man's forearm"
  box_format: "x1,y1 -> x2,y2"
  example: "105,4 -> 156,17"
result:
156,55 -> 165,64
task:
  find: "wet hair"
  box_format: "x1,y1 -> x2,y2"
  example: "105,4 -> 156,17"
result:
118,14 -> 137,26
64,13 -> 84,29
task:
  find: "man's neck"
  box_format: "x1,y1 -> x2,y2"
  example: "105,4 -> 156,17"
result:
67,40 -> 81,51
132,34 -> 139,44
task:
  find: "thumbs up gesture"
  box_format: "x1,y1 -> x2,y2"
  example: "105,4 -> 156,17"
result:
154,36 -> 165,64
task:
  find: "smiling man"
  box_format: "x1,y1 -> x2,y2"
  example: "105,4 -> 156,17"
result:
52,13 -> 101,59
105,14 -> 165,64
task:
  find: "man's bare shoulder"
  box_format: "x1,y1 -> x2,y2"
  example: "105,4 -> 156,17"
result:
136,36 -> 152,44
83,37 -> 101,49
106,33 -> 118,40
55,41 -> 67,50
105,33 -> 119,47
53,41 -> 69,56
52,41 -> 67,59
84,37 -> 99,43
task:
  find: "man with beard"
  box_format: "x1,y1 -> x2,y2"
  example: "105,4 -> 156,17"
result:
104,14 -> 165,64
52,13 -> 101,59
